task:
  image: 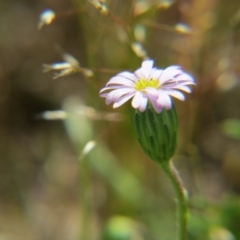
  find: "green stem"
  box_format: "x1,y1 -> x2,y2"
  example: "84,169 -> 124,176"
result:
79,157 -> 92,240
160,161 -> 188,240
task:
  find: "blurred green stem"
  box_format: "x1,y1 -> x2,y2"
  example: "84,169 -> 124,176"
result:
79,157 -> 92,240
160,161 -> 188,240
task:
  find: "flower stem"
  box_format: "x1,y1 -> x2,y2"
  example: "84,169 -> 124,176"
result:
79,157 -> 92,240
160,161 -> 188,240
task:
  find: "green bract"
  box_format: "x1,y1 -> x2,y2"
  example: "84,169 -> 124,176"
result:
131,104 -> 178,163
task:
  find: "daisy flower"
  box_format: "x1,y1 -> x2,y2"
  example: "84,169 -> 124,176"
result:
100,59 -> 195,113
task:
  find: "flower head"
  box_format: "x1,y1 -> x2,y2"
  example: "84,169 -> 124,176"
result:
43,53 -> 93,79
38,9 -> 56,30
100,59 -> 195,113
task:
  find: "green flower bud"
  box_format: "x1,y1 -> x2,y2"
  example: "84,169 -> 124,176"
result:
131,104 -> 178,163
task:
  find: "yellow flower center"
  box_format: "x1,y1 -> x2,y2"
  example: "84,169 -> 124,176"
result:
134,78 -> 159,91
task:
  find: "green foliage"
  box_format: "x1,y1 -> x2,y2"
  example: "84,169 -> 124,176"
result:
102,216 -> 141,240
221,118 -> 240,140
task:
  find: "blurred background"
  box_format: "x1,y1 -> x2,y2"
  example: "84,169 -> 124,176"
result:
0,0 -> 240,239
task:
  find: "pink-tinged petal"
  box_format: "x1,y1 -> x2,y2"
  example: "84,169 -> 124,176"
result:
134,60 -> 154,79
104,90 -> 121,104
100,86 -> 130,95
106,76 -> 135,87
105,88 -> 135,104
100,86 -> 132,95
113,92 -> 136,108
160,66 -> 182,85
152,102 -> 163,113
144,87 -> 160,98
157,90 -> 172,109
132,91 -> 144,108
162,81 -> 193,87
105,91 -> 116,105
173,85 -> 192,93
161,84 -> 192,93
100,92 -> 108,98
150,69 -> 163,80
175,73 -> 195,83
112,89 -> 135,102
118,71 -> 138,81
160,82 -> 177,89
105,95 -> 113,105
164,90 -> 185,101
148,94 -> 163,113
134,68 -> 147,79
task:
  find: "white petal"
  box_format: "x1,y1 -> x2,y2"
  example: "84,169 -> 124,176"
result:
105,91 -> 115,105
138,97 -> 148,112
100,92 -> 108,97
141,59 -> 154,71
134,60 -> 154,79
113,89 -> 135,102
161,84 -> 192,93
174,85 -> 191,93
151,69 -> 163,80
113,93 -> 136,108
105,88 -> 133,104
118,71 -> 138,81
175,73 -> 194,83
164,90 -> 185,101
134,68 -> 147,79
100,86 -> 130,94
157,91 -> 172,109
107,76 -> 135,87
132,91 -> 144,108
145,87 -> 160,98
160,66 -> 182,85
152,102 -> 163,113
148,94 -> 163,113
